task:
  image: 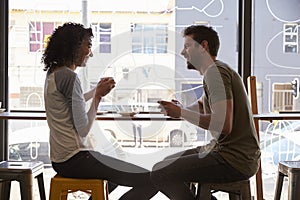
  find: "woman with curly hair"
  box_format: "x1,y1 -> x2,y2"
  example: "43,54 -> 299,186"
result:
42,22 -> 158,200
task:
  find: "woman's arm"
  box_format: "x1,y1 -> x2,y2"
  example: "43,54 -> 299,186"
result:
75,77 -> 115,137
84,88 -> 96,101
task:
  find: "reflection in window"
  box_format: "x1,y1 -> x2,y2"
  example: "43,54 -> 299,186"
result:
180,83 -> 203,106
131,24 -> 168,54
91,23 -> 112,53
272,83 -> 294,111
29,22 -> 58,52
283,23 -> 298,53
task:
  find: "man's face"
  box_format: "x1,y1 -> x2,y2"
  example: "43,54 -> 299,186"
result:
180,35 -> 202,71
76,37 -> 93,67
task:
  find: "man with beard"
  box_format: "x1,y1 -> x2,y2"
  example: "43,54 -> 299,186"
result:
151,25 -> 261,200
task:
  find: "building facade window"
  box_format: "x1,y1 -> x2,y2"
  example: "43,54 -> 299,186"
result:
272,83 -> 294,111
29,22 -> 58,52
131,23 -> 168,54
283,23 -> 298,53
91,23 -> 112,53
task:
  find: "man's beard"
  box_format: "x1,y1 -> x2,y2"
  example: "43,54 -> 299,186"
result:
187,61 -> 197,70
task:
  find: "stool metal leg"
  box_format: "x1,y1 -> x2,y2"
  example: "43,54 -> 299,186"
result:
19,174 -> 34,200
274,172 -> 285,200
288,171 -> 300,200
1,180 -> 11,200
37,173 -> 46,200
229,192 -> 240,200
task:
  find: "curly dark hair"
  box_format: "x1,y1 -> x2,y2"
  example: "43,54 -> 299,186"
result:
182,25 -> 220,56
41,22 -> 93,71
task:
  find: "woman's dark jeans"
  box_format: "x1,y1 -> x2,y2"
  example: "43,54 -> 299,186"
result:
52,151 -> 158,200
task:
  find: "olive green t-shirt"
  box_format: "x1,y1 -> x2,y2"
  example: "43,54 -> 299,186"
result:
202,60 -> 261,177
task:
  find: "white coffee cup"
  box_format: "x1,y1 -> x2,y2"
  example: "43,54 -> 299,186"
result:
0,102 -> 2,108
101,77 -> 113,81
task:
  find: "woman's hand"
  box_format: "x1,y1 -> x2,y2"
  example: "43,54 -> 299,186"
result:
95,77 -> 115,98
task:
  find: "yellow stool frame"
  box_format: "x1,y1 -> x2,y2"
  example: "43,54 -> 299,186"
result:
49,175 -> 106,200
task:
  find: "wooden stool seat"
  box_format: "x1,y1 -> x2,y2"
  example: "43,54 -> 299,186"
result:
0,160 -> 46,200
274,160 -> 300,200
197,180 -> 251,200
49,174 -> 106,200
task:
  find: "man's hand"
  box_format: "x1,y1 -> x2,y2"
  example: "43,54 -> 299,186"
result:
157,100 -> 181,118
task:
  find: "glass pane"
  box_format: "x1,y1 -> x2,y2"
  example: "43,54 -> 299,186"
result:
7,0 -> 240,159
156,45 -> 167,53
8,0 -> 240,199
253,0 -> 300,113
29,43 -> 41,52
131,23 -> 168,54
253,0 -> 300,198
132,45 -> 142,53
99,44 -> 111,53
100,34 -> 110,42
100,23 -> 111,31
29,32 -> 40,41
132,36 -> 141,43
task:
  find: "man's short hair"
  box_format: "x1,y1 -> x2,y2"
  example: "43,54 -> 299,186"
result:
183,25 -> 220,56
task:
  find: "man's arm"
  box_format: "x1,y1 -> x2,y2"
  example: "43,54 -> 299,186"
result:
182,99 -> 233,135
186,99 -> 204,114
159,99 -> 233,135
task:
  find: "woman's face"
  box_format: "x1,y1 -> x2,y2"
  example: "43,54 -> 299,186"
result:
76,37 -> 92,67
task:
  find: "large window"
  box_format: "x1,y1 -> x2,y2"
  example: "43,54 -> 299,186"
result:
253,0 -> 300,113
3,0 -> 299,199
4,1 -> 242,199
253,1 -> 300,199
